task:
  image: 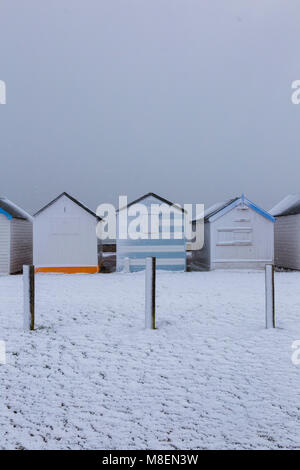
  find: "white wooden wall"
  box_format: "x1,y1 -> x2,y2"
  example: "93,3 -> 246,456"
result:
274,214 -> 300,270
0,214 -> 10,274
210,205 -> 274,269
10,219 -> 33,273
34,195 -> 98,268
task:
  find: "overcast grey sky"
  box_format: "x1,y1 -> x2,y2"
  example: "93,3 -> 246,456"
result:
0,0 -> 299,214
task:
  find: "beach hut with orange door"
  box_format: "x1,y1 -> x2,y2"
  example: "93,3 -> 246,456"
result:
33,192 -> 101,273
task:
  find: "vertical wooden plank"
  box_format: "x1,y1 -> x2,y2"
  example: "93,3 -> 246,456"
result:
265,264 -> 275,329
145,257 -> 156,329
124,257 -> 130,273
23,265 -> 35,330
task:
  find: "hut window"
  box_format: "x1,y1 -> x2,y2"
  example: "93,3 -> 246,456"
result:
216,227 -> 252,246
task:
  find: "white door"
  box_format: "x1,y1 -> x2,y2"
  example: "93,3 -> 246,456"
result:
0,214 -> 10,274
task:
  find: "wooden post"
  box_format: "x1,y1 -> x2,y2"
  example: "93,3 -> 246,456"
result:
23,265 -> 35,330
265,264 -> 275,329
124,257 -> 130,273
145,257 -> 156,329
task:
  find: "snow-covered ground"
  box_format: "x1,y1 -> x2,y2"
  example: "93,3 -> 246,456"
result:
0,270 -> 300,450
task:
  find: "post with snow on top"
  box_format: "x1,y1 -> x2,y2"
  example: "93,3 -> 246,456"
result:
23,265 -> 35,330
265,264 -> 275,329
145,257 -> 156,329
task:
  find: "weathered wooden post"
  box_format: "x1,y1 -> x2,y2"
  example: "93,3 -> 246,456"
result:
124,257 -> 130,273
265,264 -> 275,329
23,265 -> 35,330
145,257 -> 156,329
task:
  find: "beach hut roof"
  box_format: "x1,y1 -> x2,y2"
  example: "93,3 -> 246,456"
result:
270,194 -> 300,217
0,197 -> 32,220
34,192 -> 101,220
117,192 -> 186,213
194,195 -> 275,223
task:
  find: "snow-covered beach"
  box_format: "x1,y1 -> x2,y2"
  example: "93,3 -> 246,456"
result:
0,270 -> 300,450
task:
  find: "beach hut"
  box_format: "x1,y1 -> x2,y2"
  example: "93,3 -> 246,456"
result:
192,195 -> 275,270
0,198 -> 33,274
34,192 -> 101,273
270,194 -> 300,270
116,193 -> 186,272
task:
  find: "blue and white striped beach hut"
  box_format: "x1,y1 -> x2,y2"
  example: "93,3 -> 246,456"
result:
116,193 -> 186,272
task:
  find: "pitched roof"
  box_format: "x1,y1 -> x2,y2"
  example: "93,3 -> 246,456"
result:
194,195 -> 275,223
203,198 -> 239,221
117,192 -> 185,213
0,198 -> 32,220
34,192 -> 101,220
270,194 -> 300,217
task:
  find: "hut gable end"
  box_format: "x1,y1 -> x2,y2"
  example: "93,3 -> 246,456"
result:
116,193 -> 186,272
33,193 -> 99,273
192,195 -> 274,270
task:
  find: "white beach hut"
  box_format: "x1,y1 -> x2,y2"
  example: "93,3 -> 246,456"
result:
192,195 -> 275,270
34,192 -> 101,273
0,198 -> 33,274
270,194 -> 300,270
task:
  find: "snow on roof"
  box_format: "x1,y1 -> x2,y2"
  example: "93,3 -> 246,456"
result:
193,198 -> 238,222
0,198 -> 33,221
204,198 -> 239,221
270,194 -> 300,217
204,201 -> 226,218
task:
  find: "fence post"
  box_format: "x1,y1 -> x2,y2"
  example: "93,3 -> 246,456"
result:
23,265 -> 35,331
265,264 -> 275,329
145,257 -> 156,329
124,257 -> 130,273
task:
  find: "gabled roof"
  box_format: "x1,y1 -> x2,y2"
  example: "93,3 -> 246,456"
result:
270,194 -> 300,217
117,192 -> 185,213
194,195 -> 275,223
34,192 -> 101,220
0,198 -> 32,221
204,198 -> 239,221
